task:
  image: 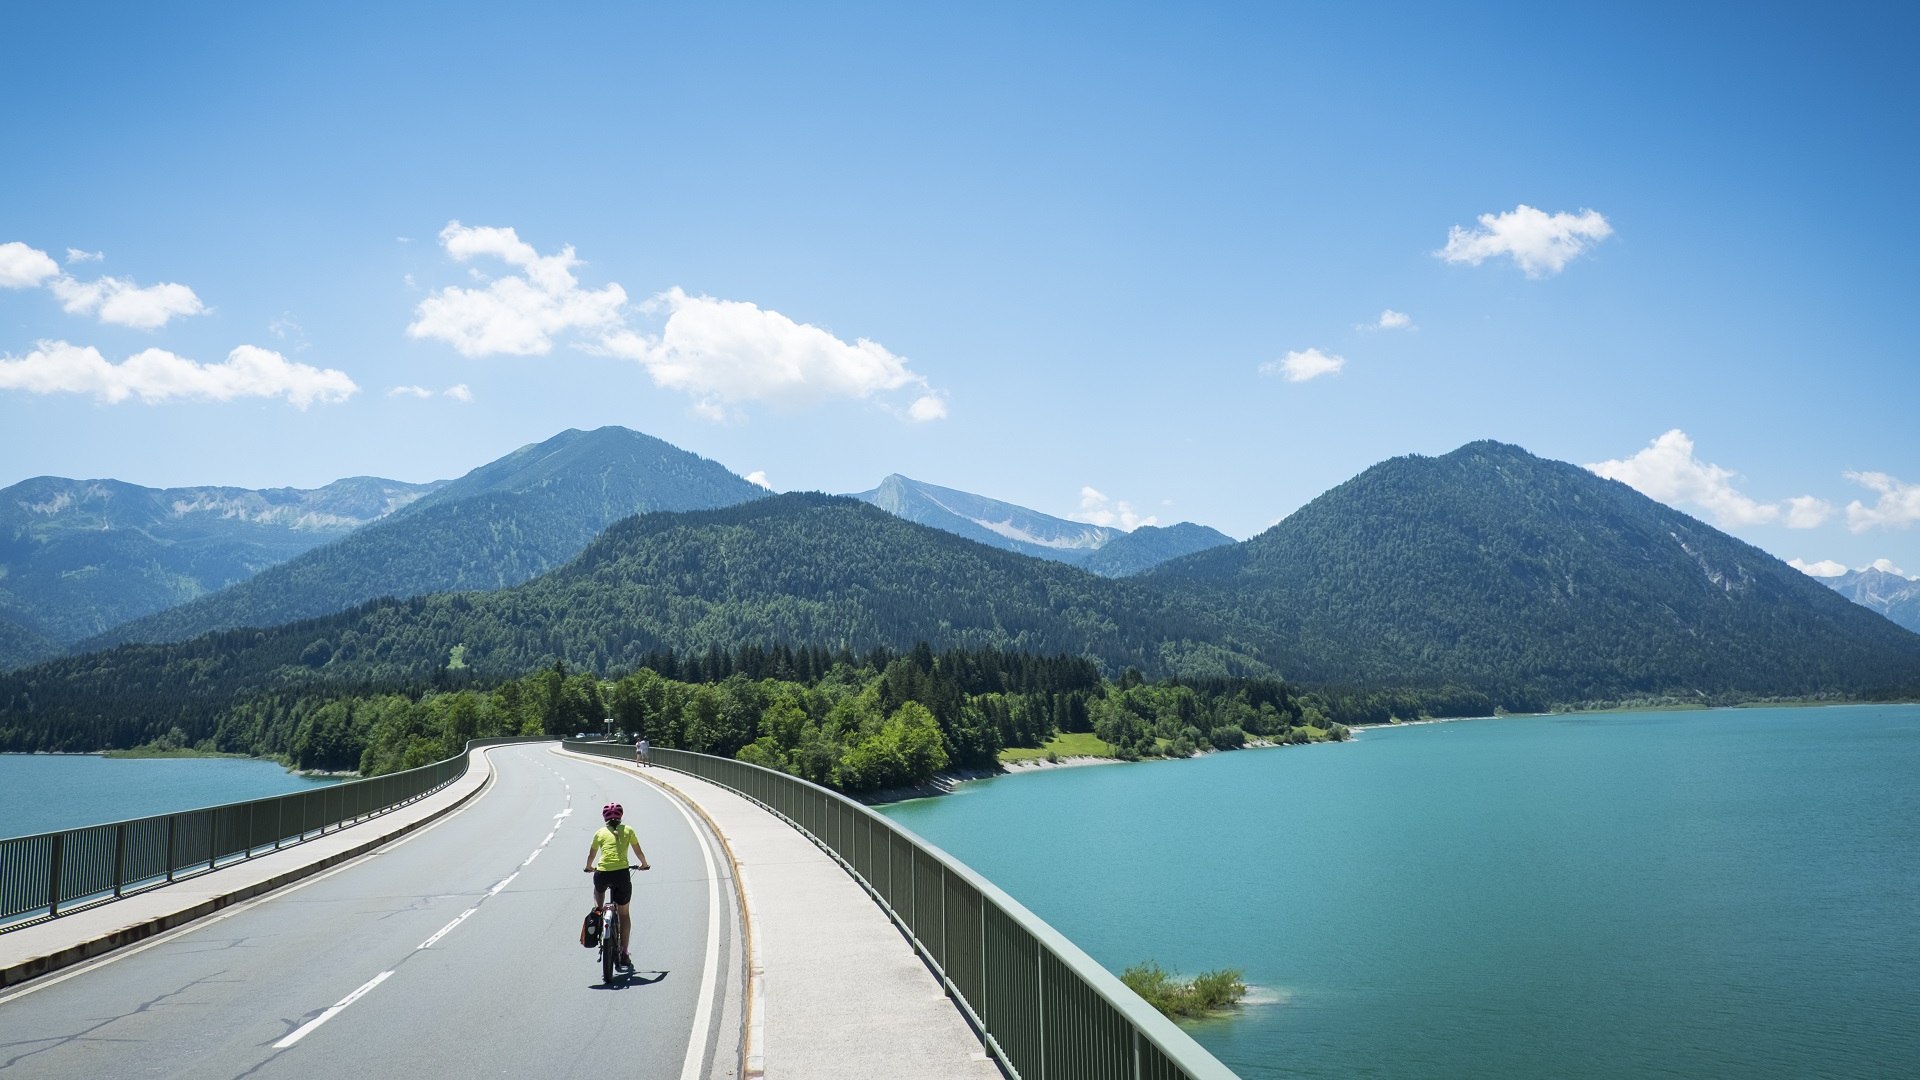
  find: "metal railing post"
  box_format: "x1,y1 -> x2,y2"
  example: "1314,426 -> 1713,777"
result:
165,815 -> 176,883
48,833 -> 63,918
1037,943 -> 1047,1080
114,823 -> 126,898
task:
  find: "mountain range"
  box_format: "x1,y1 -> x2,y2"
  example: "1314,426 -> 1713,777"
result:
1817,566 -> 1920,634
74,427 -> 768,654
0,475 -> 441,666
5,437 -> 1917,754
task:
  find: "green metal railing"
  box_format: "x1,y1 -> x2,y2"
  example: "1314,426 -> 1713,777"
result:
566,740 -> 1242,1080
0,736 -> 549,931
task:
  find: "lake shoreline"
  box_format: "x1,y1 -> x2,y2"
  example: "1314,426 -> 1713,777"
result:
862,699 -> 1916,805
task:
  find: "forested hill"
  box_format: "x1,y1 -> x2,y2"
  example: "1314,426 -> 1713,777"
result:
0,494 -> 1279,750
442,493 -> 1271,676
1147,440 -> 1920,701
1082,522 -> 1235,577
79,427 -> 768,651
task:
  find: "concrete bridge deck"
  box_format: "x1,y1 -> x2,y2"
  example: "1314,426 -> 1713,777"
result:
0,743 -> 1003,1080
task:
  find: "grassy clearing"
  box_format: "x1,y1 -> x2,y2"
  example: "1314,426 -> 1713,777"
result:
1120,961 -> 1248,1020
102,747 -> 255,760
998,731 -> 1116,763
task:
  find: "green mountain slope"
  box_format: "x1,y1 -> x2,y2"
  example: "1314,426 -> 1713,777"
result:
1147,441 -> 1920,701
0,613 -> 58,672
11,439 -> 1918,754
80,427 -> 768,650
0,474 -> 439,664
0,495 -> 1276,750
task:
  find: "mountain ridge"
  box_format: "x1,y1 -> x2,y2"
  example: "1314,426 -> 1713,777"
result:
850,473 -> 1232,575
1817,566 -> 1920,633
1146,439 -> 1920,699
0,473 -> 442,667
77,426 -> 769,651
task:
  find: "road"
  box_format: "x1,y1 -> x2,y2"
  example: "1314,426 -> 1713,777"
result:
0,745 -> 743,1079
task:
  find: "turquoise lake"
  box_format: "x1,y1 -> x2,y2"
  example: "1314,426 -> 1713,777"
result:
879,705 -> 1920,1080
0,755 -> 338,839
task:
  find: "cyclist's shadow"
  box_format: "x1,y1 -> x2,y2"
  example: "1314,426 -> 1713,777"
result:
594,969 -> 668,991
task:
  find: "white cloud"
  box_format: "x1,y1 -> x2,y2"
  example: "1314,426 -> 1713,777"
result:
745,470 -> 774,490
1,242 -> 61,288
1868,558 -> 1912,577
1844,471 -> 1920,532
907,394 -> 948,422
1783,495 -> 1834,529
1259,347 -> 1345,383
595,286 -> 942,419
1436,204 -> 1614,277
1788,558 -> 1849,578
4,243 -> 204,329
389,383 -> 472,403
1586,429 -> 1830,529
1376,309 -> 1412,330
0,340 -> 357,408
1071,486 -> 1158,531
407,221 -> 627,357
410,223 -> 946,420
49,275 -> 207,329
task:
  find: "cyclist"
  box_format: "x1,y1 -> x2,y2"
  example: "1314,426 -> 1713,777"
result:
635,736 -> 650,767
583,802 -> 651,970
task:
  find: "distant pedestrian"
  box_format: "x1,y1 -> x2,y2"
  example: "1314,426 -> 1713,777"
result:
635,736 -> 650,767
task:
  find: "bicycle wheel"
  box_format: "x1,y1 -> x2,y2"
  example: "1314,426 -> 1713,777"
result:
602,933 -> 616,984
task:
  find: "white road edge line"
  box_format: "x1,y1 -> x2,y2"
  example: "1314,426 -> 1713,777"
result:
661,779 -> 724,1080
273,970 -> 393,1049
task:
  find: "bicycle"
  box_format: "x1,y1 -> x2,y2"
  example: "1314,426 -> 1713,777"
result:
583,867 -> 641,985
593,898 -> 623,985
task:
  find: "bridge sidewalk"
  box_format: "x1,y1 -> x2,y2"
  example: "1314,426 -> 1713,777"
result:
565,749 -> 1004,1080
0,747 -> 497,991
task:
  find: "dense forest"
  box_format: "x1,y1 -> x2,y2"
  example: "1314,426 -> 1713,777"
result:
3,644 -> 1410,795
0,495 -> 1282,757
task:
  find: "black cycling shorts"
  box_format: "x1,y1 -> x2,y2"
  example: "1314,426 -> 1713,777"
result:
593,868 -> 633,905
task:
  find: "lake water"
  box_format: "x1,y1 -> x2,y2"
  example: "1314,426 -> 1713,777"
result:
0,755 -> 340,840
879,705 -> 1920,1080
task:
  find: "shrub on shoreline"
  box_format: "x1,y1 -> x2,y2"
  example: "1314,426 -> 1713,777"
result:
1121,960 -> 1247,1020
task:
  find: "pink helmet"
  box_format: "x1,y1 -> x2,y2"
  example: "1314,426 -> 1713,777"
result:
602,802 -> 623,822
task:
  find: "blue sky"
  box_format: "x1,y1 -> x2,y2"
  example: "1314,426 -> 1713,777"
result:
3,3 -> 1916,579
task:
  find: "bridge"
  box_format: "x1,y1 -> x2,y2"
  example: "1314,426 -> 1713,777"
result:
0,741 -> 1239,1079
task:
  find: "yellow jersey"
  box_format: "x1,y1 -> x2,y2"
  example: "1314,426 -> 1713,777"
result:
590,824 -> 636,871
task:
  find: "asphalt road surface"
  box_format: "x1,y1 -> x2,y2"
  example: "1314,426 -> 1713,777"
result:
0,745 -> 743,1079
